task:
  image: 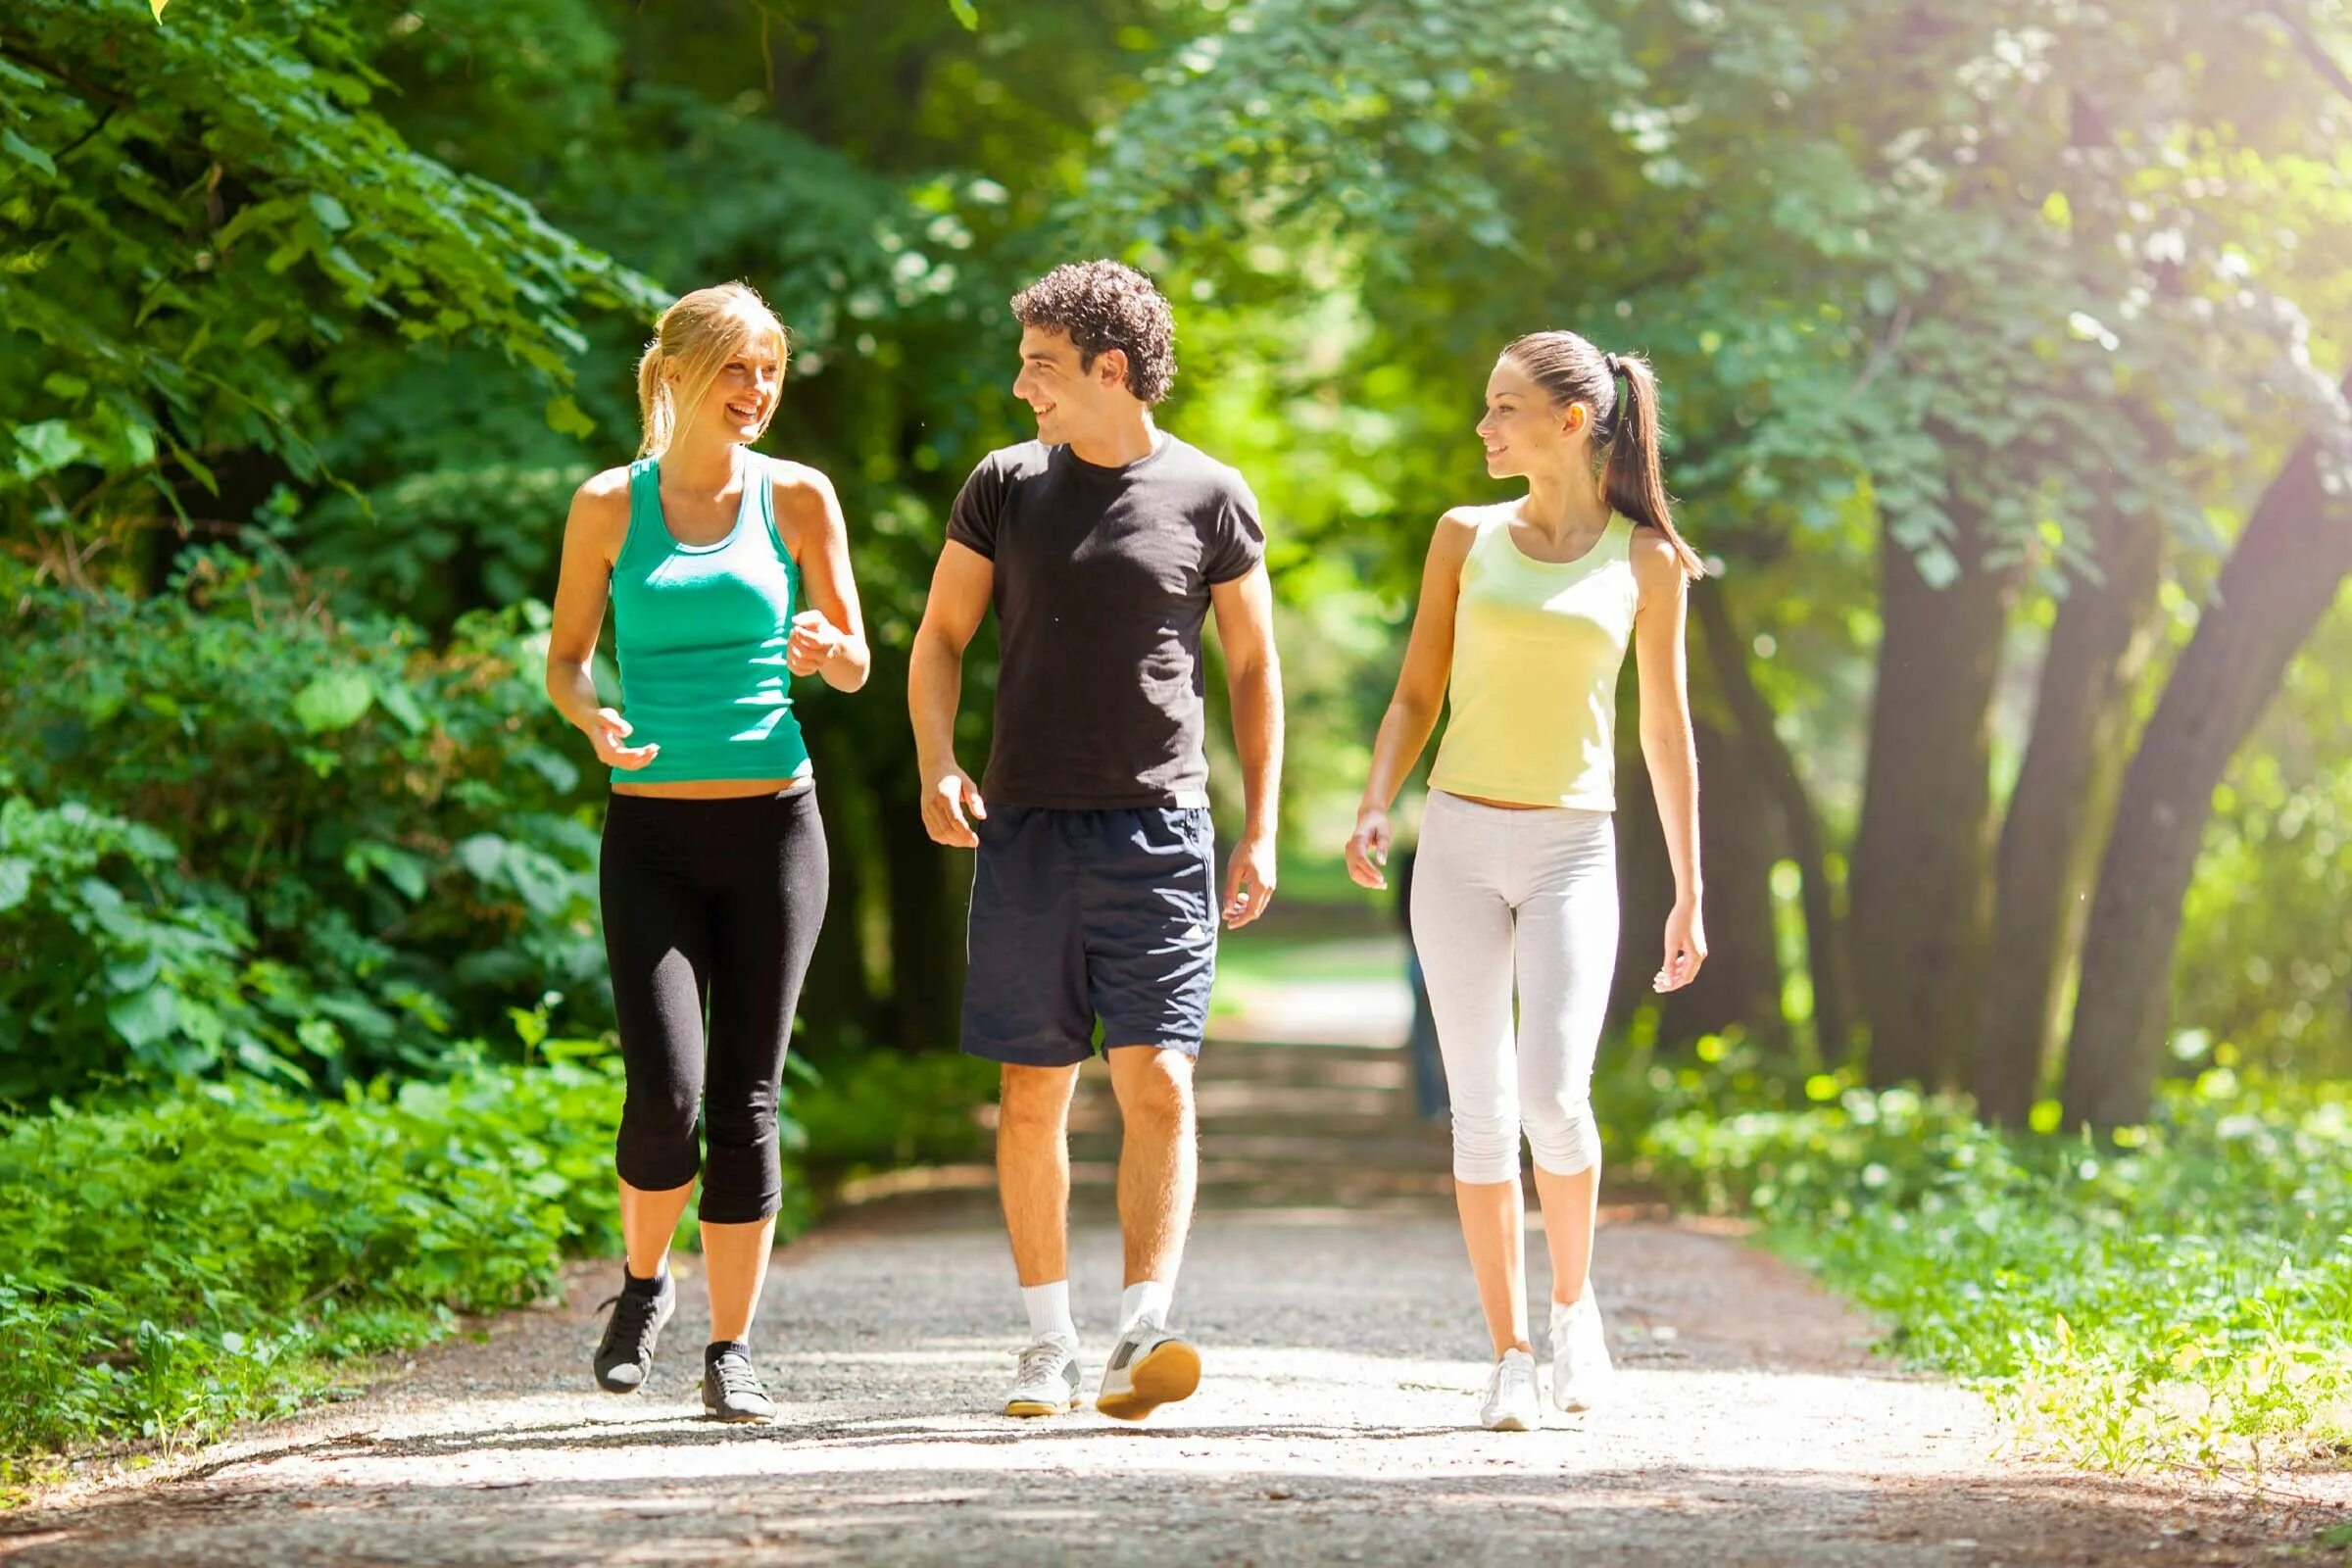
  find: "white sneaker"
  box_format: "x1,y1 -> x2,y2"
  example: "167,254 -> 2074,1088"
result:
1550,1295 -> 1613,1412
1095,1322 -> 1200,1422
1004,1334 -> 1083,1417
1480,1348 -> 1543,1431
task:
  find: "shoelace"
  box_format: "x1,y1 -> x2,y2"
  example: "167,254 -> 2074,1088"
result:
596,1290 -> 662,1360
1494,1355 -> 1538,1401
1015,1342 -> 1071,1388
710,1354 -> 767,1403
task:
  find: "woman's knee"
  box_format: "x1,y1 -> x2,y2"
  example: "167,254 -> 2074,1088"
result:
1448,1106 -> 1521,1186
698,1128 -> 781,1225
1524,1094 -> 1600,1177
615,1086 -> 701,1190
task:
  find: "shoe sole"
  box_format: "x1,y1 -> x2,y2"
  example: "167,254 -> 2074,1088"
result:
1483,1412 -> 1538,1432
703,1404 -> 776,1424
1095,1341 -> 1201,1422
1003,1394 -> 1082,1418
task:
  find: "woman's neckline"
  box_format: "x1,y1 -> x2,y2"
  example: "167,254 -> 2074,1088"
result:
1500,507 -> 1620,569
653,449 -> 756,554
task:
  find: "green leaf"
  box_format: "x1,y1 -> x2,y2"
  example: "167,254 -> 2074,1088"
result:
544,395 -> 597,440
947,0 -> 979,30
107,984 -> 179,1051
104,954 -> 163,994
370,673 -> 428,735
0,856 -> 31,912
1,129 -> 56,178
308,192 -> 351,232
454,834 -> 508,883
291,670 -> 376,734
150,0 -> 171,20
502,845 -> 572,917
14,420 -> 85,478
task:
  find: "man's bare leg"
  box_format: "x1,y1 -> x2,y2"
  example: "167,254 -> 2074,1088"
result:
1097,1046 -> 1200,1421
1106,1046 -> 1199,1291
998,1062 -> 1081,1287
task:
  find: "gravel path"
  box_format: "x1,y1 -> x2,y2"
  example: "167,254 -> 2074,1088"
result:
6,987 -> 2340,1565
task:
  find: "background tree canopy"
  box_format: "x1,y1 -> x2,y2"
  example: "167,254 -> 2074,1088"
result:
4,0 -> 2350,1127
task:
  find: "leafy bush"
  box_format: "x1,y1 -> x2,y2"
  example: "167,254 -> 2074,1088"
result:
0,545 -> 609,1098
0,1051 -> 628,1464
790,1049 -> 996,1179
1613,1045 -> 2352,1481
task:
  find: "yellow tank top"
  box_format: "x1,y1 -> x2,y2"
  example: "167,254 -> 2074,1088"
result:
1429,511 -> 1638,811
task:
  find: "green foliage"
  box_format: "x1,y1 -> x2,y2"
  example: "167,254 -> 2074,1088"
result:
790,1049 -> 997,1177
0,1035 -> 985,1474
1615,1047 -> 2352,1480
0,0 -> 662,516
0,545 -> 606,1097
2175,600 -> 2352,1077
0,1053 -> 627,1460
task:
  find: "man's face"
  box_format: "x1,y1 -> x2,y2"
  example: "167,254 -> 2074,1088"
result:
1012,324 -> 1122,446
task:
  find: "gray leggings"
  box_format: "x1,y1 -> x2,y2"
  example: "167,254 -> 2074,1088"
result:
1408,791 -> 1618,1184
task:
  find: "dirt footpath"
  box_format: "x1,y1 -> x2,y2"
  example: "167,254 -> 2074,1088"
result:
6,1025 -> 2344,1566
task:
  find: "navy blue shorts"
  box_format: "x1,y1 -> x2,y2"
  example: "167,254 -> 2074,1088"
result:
961,806 -> 1219,1067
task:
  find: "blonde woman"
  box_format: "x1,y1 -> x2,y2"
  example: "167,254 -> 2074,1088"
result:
546,283 -> 868,1422
1346,331 -> 1705,1431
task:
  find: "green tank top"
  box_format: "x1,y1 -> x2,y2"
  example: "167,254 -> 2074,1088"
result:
608,453 -> 812,785
1428,511 -> 1637,811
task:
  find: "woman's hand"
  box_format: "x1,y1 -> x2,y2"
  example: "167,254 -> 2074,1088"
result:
588,708 -> 660,771
1345,804 -> 1393,891
785,609 -> 842,677
1655,897 -> 1707,992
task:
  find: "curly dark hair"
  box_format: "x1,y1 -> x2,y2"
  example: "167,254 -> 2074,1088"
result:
1009,260 -> 1177,405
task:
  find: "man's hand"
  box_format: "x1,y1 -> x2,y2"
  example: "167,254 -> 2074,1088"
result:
1222,829 -> 1277,929
920,763 -> 988,848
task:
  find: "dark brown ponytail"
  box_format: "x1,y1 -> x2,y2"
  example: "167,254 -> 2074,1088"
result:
1502,331 -> 1705,579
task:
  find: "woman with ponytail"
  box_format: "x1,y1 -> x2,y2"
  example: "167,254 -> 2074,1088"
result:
1345,331 -> 1705,1431
545,283 -> 869,1423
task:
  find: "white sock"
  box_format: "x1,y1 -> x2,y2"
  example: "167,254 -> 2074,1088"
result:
1021,1281 -> 1076,1344
1118,1280 -> 1173,1334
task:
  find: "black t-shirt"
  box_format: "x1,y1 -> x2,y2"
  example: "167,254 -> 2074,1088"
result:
947,434 -> 1265,808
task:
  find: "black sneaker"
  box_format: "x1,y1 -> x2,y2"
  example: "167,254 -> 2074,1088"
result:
703,1345 -> 776,1423
592,1269 -> 674,1393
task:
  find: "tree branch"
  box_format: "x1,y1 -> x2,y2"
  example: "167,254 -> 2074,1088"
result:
2260,1 -> 2352,108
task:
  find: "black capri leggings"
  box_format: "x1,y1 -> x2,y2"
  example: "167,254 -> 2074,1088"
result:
599,786 -> 828,1224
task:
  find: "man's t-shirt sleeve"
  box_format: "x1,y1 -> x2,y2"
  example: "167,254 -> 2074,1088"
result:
946,453 -> 1004,560
1202,471 -> 1267,585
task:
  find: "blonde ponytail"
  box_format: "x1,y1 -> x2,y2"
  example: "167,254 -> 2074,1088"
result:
635,340 -> 677,460
633,282 -> 792,460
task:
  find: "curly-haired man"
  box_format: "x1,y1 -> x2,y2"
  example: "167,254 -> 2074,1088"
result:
909,259 -> 1284,1421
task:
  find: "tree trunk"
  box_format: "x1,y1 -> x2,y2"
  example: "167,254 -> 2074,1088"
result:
881,760 -> 968,1054
1849,499 -> 2024,1089
2061,368 -> 2352,1129
1974,500 -> 2165,1125
1606,725 -> 1677,1041
1691,581 -> 1857,1062
1659,715 -> 1787,1053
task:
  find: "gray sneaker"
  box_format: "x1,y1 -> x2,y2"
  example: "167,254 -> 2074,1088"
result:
702,1348 -> 776,1423
1004,1334 -> 1084,1417
1095,1323 -> 1200,1422
592,1271 -> 674,1393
